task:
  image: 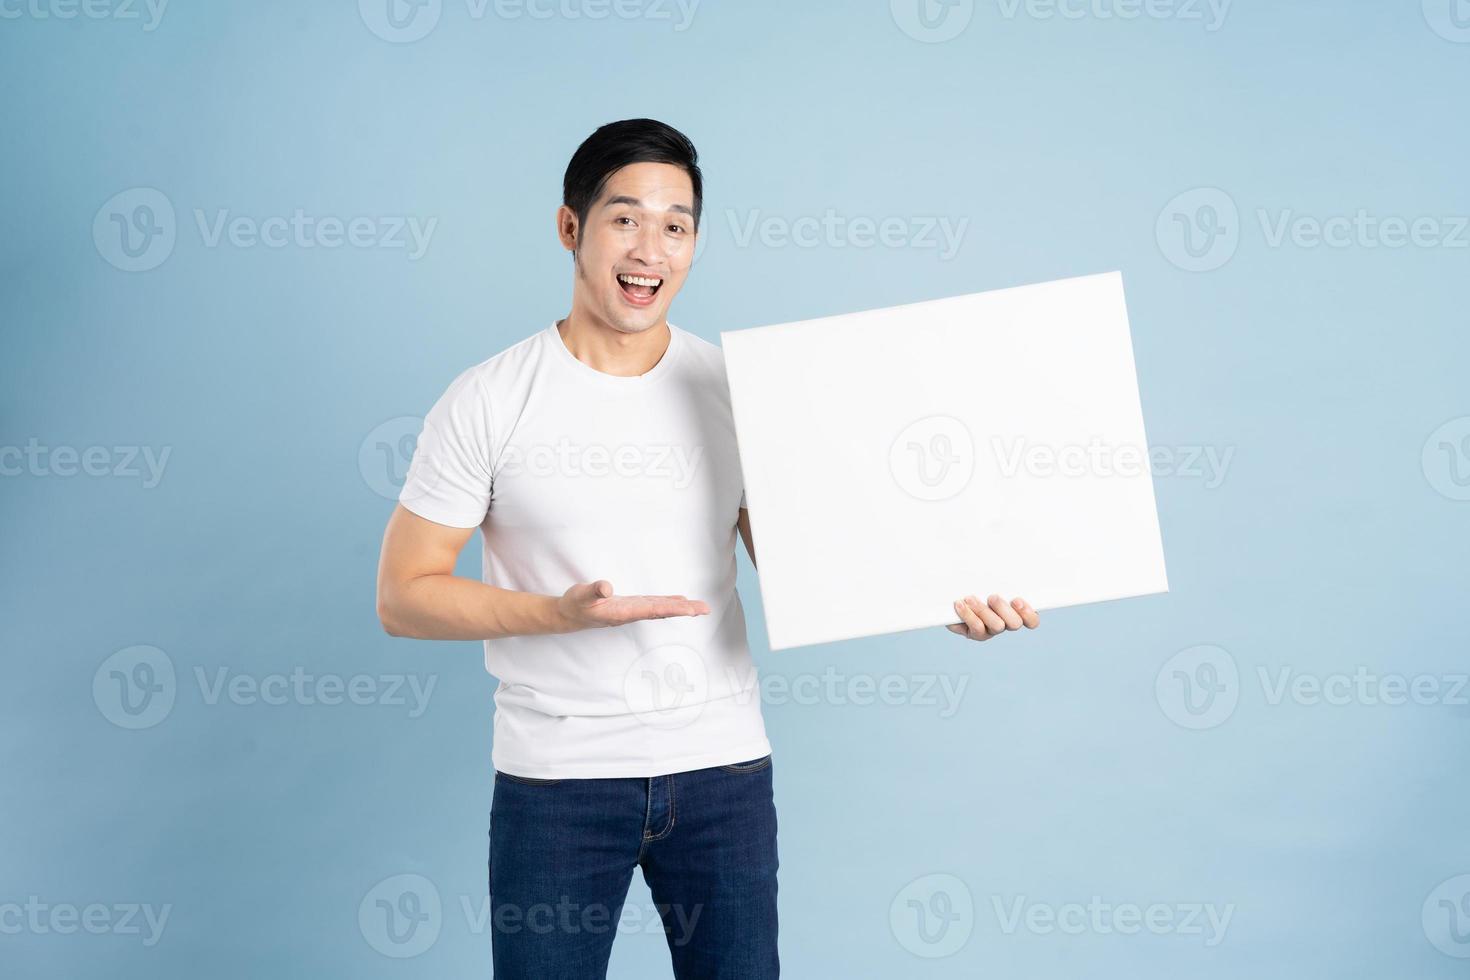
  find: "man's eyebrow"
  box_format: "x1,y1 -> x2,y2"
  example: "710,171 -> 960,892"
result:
601,194 -> 695,218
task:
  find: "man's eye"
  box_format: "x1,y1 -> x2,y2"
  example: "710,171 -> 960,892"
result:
616,216 -> 635,226
667,224 -> 686,235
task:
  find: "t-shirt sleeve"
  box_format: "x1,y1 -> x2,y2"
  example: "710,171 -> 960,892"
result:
398,368 -> 495,528
739,487 -> 747,510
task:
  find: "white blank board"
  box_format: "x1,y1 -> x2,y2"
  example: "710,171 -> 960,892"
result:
721,271 -> 1168,651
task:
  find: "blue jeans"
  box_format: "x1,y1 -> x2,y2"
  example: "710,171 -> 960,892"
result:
488,755 -> 780,979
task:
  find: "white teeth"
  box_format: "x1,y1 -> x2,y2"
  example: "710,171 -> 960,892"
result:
617,274 -> 662,288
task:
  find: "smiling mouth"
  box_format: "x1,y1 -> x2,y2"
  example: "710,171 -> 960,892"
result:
616,272 -> 663,305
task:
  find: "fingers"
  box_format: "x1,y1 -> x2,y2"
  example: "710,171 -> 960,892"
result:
610,595 -> 710,624
953,598 -> 994,641
566,580 -> 614,606
1011,596 -> 1040,629
966,595 -> 1009,634
987,594 -> 1024,632
648,596 -> 710,618
950,595 -> 1040,641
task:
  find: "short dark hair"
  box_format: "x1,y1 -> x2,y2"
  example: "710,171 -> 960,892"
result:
562,118 -> 703,233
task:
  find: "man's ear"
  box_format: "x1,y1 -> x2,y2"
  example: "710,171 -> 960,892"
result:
556,204 -> 579,252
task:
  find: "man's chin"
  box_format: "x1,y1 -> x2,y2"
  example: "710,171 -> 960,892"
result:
604,305 -> 665,334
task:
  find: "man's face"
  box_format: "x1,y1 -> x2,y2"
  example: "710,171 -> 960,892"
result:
559,161 -> 697,335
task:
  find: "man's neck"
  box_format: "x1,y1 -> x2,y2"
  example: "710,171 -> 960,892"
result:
557,311 -> 671,378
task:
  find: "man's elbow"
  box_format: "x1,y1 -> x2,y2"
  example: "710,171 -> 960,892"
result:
376,591 -> 408,637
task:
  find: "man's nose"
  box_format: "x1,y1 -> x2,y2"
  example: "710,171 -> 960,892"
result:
627,221 -> 667,264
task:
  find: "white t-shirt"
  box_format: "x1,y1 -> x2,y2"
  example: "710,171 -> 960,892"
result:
399,321 -> 771,779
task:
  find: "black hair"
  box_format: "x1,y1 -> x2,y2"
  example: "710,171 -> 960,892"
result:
562,118 -> 703,234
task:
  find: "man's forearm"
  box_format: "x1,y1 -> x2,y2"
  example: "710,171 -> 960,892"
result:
378,574 -> 567,641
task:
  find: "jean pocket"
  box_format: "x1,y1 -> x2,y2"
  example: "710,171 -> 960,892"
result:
717,754 -> 772,774
496,771 -> 563,786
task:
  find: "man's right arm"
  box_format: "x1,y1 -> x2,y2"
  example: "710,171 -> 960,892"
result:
375,504 -> 710,640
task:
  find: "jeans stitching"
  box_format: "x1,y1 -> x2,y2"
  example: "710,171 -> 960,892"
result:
643,775 -> 677,844
496,771 -> 563,786
717,755 -> 772,774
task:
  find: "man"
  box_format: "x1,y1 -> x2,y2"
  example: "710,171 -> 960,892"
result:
375,118 -> 1039,978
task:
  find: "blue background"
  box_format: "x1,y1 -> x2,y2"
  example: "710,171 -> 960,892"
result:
3,0 -> 1468,976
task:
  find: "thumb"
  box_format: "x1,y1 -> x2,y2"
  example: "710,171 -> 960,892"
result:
569,579 -> 614,605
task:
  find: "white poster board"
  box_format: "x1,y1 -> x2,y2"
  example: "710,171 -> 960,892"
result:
721,271 -> 1168,650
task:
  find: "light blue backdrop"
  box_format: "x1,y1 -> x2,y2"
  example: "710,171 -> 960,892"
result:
3,1 -> 1467,976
